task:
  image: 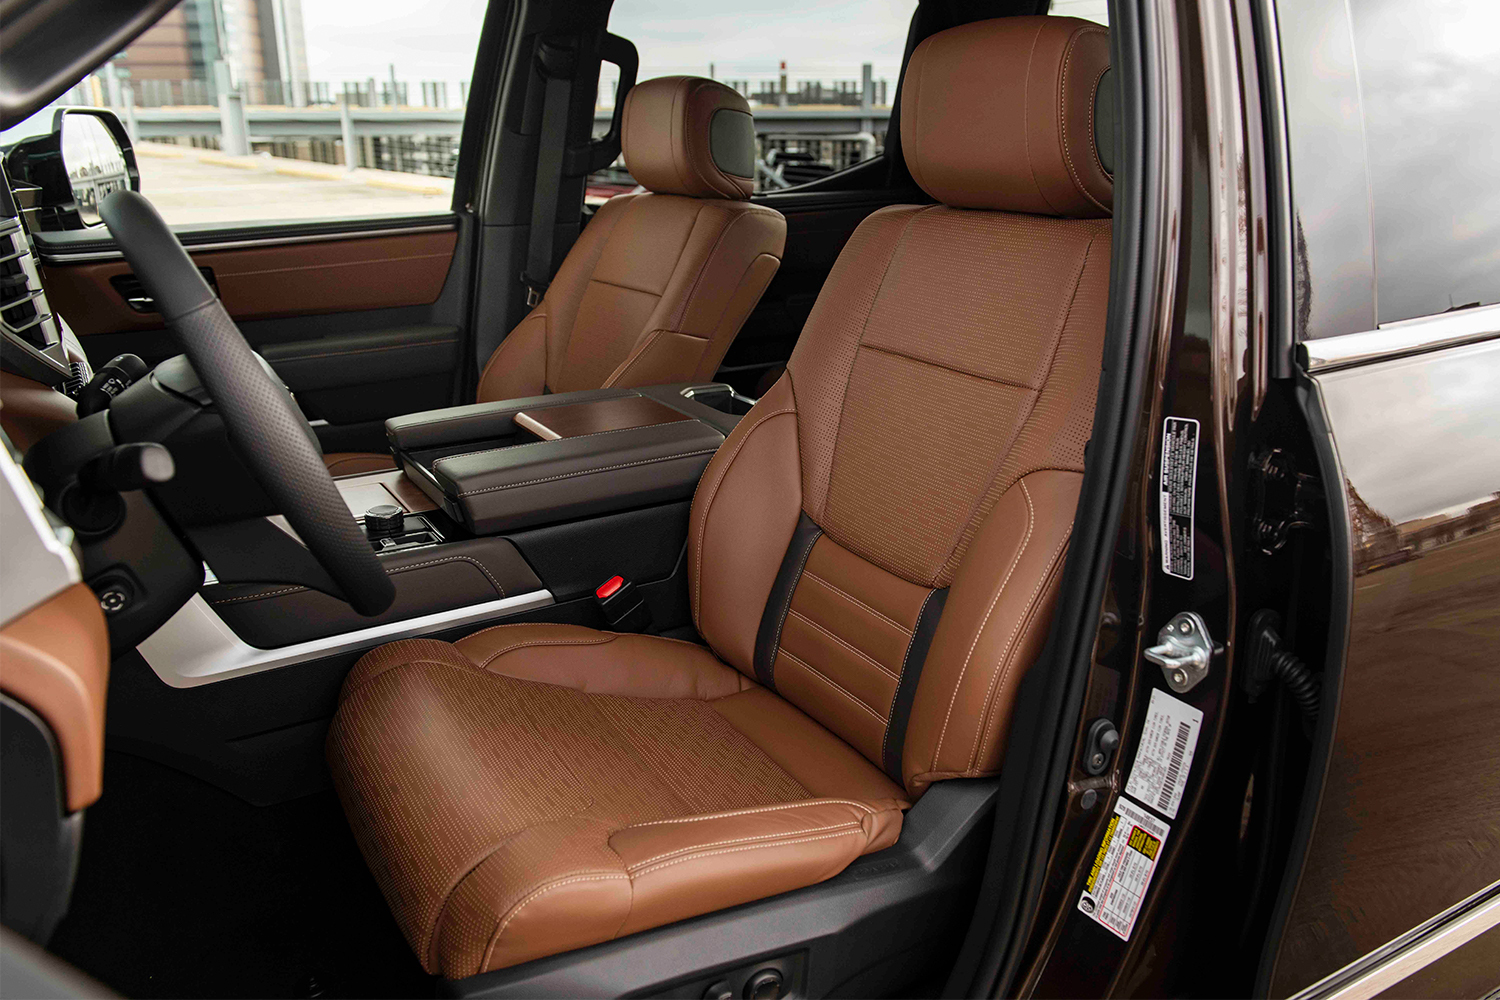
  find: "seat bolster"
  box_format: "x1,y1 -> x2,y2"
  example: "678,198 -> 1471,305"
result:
476,307 -> 548,402
441,798 -> 903,976
902,470 -> 1083,793
690,375 -> 804,673
455,622 -> 751,700
338,636 -> 475,702
608,797 -> 903,940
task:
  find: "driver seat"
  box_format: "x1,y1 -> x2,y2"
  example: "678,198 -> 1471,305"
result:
328,16 -> 1113,979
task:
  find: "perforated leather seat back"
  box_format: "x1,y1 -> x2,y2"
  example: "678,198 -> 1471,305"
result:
687,15 -> 1114,794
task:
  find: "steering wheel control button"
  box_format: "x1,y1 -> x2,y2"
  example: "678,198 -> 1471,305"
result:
363,504 -> 405,537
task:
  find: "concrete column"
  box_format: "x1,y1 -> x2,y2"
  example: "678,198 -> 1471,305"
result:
214,60 -> 249,156
339,92 -> 357,170
102,62 -> 123,108
122,85 -> 139,144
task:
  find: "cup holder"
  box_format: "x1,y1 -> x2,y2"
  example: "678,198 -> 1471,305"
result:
680,383 -> 757,416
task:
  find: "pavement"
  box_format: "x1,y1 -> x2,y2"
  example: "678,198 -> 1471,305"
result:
133,142 -> 454,227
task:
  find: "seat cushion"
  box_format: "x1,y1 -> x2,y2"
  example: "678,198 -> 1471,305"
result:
327,623 -> 906,977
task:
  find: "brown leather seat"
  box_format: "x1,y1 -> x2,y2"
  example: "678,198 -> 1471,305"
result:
323,75 -> 787,476
328,15 -> 1112,977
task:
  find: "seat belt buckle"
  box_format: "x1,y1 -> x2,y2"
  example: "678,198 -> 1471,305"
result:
521,273 -> 549,308
594,575 -> 654,633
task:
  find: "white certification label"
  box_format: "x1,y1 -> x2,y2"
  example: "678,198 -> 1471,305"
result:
1077,797 -> 1170,941
1124,688 -> 1204,820
1159,416 -> 1199,579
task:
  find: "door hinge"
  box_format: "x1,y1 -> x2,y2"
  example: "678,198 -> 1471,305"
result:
1249,449 -> 1322,554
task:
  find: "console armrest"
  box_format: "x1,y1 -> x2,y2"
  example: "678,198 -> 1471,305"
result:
389,386 -> 734,535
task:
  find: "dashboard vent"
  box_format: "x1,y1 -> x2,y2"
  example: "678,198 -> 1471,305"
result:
0,221 -> 51,349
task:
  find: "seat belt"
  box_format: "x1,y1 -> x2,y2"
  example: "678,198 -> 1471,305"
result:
521,63 -> 573,308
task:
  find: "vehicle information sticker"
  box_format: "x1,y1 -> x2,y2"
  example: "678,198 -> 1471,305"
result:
1077,797 -> 1170,941
1124,688 -> 1204,819
1159,416 -> 1199,579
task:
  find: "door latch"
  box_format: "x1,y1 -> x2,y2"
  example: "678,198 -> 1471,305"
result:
1144,611 -> 1214,693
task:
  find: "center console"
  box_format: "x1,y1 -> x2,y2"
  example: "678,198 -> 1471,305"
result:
176,382 -> 745,666
389,384 -> 738,535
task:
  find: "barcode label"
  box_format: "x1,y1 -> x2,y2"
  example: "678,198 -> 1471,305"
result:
1124,689 -> 1203,820
1156,722 -> 1192,813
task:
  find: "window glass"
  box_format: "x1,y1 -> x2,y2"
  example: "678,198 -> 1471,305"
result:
1351,0 -> 1500,324
595,0 -> 917,200
49,0 -> 484,226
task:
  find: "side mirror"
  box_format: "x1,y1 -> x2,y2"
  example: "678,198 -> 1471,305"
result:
4,107 -> 139,231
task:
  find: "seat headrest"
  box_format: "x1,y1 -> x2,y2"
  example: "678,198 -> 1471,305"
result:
622,76 -> 757,200
901,16 -> 1113,218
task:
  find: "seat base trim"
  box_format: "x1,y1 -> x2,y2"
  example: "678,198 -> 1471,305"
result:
137,590 -> 554,688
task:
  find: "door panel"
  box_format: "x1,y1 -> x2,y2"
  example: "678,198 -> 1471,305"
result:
37,225 -> 467,451
259,324 -> 460,425
40,229 -> 457,334
1271,336 -> 1500,993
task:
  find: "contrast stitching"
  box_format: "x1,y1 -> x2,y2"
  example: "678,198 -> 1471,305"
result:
457,449 -> 718,497
766,529 -> 821,668
785,608 -> 897,679
1089,64 -> 1109,177
604,329 -> 665,388
623,821 -> 862,870
433,420 -> 668,469
778,648 -> 887,724
630,828 -> 865,878
271,339 -> 455,363
481,872 -> 628,969
208,584 -> 309,605
931,481 -> 1036,766
970,527 -> 1073,769
1020,24 -> 1065,217
816,207 -> 933,523
459,620 -> 588,643
1060,28 -> 1111,213
689,405 -> 795,616
801,571 -> 912,634
476,635 -> 614,670
933,233 -> 1095,583
393,556 -> 506,596
882,587 -> 937,763
625,799 -> 876,828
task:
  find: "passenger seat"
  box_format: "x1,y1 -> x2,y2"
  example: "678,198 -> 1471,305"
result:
324,76 -> 786,477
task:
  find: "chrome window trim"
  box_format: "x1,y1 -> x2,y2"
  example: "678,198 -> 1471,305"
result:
1289,877 -> 1500,1000
36,221 -> 457,265
1300,302 -> 1500,373
137,589 -> 553,688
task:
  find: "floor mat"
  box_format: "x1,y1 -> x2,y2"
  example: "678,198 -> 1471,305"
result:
47,752 -> 431,999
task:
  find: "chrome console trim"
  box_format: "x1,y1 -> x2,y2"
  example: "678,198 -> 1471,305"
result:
1300,302 -> 1500,372
137,588 -> 554,688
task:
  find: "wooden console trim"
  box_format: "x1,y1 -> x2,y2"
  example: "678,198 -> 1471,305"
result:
513,395 -> 690,441
336,469 -> 437,516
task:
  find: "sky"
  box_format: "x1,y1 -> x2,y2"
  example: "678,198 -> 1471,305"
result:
298,0 -> 1107,91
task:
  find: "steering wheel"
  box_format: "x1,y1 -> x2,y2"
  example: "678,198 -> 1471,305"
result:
100,191 -> 396,617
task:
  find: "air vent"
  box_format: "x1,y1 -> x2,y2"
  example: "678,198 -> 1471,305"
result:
0,224 -> 52,349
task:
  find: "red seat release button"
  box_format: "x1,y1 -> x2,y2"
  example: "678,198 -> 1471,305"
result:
595,575 -> 625,600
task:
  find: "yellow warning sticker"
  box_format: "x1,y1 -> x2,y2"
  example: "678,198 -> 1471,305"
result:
1077,796 -> 1171,941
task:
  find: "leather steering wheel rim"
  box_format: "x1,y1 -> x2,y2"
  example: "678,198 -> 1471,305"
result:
99,191 -> 396,617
